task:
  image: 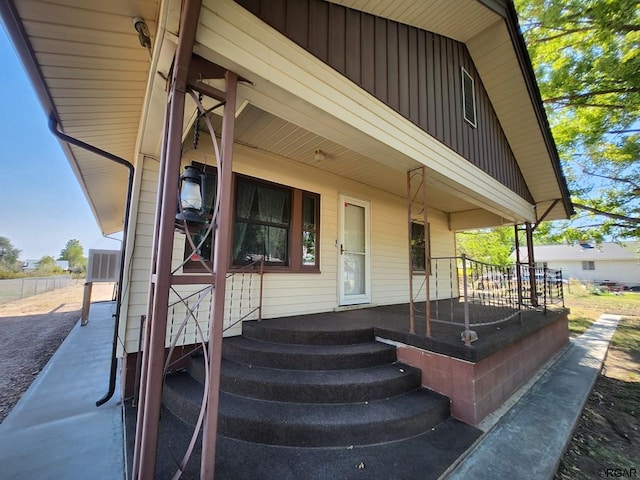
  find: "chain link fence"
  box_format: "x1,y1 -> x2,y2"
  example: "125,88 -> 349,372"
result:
0,275 -> 77,304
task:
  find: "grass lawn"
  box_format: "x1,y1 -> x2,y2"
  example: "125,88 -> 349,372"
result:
564,282 -> 640,336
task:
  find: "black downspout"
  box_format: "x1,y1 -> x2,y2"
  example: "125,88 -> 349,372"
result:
48,116 -> 134,407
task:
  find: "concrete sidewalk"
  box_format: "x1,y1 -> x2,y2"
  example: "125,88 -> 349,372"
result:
446,314 -> 620,480
0,302 -> 124,480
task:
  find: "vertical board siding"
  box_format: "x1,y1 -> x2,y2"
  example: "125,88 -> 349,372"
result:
374,16 -> 387,105
286,0 -> 309,46
328,4 -> 346,75
309,1 -> 329,62
360,14 -> 375,93
345,8 -> 361,82
235,0 -> 533,203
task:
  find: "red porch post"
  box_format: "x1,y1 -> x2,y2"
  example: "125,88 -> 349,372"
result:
406,166 -> 431,337
525,222 -> 538,307
407,170 -> 415,334
422,166 -> 431,337
201,70 -> 239,479
132,1 -> 202,478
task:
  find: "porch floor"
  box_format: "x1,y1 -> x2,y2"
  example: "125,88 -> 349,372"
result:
250,300 -> 567,363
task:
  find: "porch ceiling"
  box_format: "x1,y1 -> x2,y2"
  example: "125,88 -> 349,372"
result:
211,104 -> 477,214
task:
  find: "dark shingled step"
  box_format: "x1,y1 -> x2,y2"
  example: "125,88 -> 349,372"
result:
219,359 -> 421,403
218,390 -> 450,447
242,321 -> 375,345
163,374 -> 450,447
213,416 -> 481,480
155,317 -> 483,479
222,336 -> 397,370
161,317 -> 481,473
147,406 -> 482,480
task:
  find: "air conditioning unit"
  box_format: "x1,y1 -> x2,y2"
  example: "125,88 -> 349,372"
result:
87,249 -> 121,283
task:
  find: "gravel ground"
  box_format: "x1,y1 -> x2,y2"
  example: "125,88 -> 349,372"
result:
0,282 -> 115,423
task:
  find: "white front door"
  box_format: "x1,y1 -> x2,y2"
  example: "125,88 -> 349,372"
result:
338,195 -> 371,305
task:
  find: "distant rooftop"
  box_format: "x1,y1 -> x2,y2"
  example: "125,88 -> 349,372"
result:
22,259 -> 70,271
516,242 -> 640,262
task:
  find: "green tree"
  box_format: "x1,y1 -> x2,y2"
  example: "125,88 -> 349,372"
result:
456,227 -> 515,266
59,239 -> 87,272
35,256 -> 62,275
515,0 -> 640,240
0,236 -> 21,272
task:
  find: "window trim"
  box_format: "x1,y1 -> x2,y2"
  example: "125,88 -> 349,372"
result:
182,166 -> 320,274
233,174 -> 292,267
461,67 -> 477,128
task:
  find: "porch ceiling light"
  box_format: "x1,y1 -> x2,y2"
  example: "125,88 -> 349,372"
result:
314,149 -> 326,162
176,165 -> 207,226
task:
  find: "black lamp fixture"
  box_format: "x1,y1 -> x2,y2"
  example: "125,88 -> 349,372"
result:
176,165 -> 207,226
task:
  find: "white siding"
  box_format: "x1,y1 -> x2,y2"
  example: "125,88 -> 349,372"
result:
549,260 -> 640,287
122,143 -> 456,353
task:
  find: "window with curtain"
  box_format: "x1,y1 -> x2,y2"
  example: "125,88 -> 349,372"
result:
233,179 -> 291,266
183,166 -> 320,272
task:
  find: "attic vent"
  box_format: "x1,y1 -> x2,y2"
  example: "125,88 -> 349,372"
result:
461,67 -> 477,128
579,243 -> 594,249
87,249 -> 121,283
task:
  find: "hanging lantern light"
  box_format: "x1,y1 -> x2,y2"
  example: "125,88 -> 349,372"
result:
176,165 -> 207,226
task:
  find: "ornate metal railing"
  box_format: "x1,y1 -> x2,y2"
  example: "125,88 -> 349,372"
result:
427,256 -> 564,345
165,258 -> 264,353
159,257 -> 264,478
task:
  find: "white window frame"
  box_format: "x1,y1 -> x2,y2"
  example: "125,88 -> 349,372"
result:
461,67 -> 477,128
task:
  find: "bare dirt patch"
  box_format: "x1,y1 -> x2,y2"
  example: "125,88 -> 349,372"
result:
0,282 -> 115,423
555,315 -> 640,479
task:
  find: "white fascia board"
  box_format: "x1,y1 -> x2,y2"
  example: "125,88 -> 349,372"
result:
137,0 -> 182,159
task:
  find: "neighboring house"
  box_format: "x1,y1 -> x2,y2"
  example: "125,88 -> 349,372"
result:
2,0 -> 573,476
517,242 -> 640,288
22,259 -> 70,272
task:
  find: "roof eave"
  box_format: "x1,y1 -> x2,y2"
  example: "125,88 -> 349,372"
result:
502,1 -> 574,218
0,0 -> 110,233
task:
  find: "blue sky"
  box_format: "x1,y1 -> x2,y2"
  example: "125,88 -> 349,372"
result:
0,24 -> 121,261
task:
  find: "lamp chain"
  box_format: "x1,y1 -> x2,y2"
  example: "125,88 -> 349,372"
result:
193,93 -> 204,151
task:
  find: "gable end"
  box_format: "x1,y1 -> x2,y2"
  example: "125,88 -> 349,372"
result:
234,0 -> 534,204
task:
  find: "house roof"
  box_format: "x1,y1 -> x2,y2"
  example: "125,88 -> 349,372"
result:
1,0 -> 572,234
517,243 -> 640,262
